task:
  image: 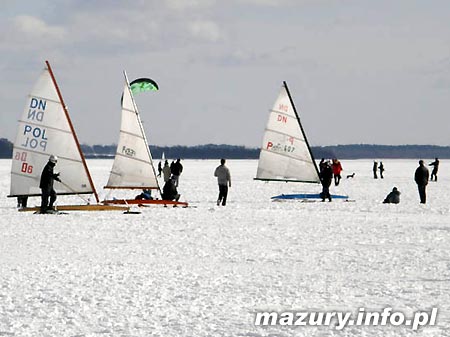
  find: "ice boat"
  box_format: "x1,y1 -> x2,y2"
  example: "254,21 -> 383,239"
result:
102,72 -> 188,207
9,61 -> 128,212
254,81 -> 349,201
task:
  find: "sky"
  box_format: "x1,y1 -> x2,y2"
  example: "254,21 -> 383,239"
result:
1,0 -> 450,147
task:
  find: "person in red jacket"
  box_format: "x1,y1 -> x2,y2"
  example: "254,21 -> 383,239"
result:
331,158 -> 343,186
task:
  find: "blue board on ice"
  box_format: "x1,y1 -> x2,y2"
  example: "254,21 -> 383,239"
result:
271,193 -> 349,200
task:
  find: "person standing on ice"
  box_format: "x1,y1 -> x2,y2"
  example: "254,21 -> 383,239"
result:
379,161 -> 385,179
162,160 -> 171,182
214,158 -> 231,206
373,161 -> 378,179
157,161 -> 162,177
39,155 -> 61,213
415,160 -> 429,204
320,161 -> 333,202
331,158 -> 343,186
429,158 -> 439,181
171,158 -> 183,187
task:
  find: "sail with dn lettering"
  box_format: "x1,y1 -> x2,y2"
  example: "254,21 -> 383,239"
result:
8,61 -> 128,212
9,61 -> 97,199
254,81 -> 349,201
255,81 -> 321,184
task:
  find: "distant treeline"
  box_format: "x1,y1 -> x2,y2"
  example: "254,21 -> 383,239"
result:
80,144 -> 260,159
1,138 -> 450,159
312,144 -> 450,159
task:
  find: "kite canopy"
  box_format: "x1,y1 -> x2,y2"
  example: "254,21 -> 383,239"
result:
129,78 -> 159,94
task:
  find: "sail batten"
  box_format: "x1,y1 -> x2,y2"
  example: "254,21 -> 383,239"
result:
264,128 -> 308,143
105,72 -> 159,190
255,82 -> 320,184
17,121 -> 73,134
113,152 -> 153,165
9,61 -> 98,199
260,147 -> 317,164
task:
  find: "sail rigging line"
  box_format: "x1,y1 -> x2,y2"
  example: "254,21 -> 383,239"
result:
45,60 -> 100,203
282,81 -> 321,179
58,180 -> 91,204
123,70 -> 161,195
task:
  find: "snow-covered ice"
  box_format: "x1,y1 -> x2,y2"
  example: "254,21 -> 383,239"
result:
0,158 -> 449,336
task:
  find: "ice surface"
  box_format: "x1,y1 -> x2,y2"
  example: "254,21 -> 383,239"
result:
0,159 -> 449,336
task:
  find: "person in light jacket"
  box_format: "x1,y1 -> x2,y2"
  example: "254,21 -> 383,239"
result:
162,160 -> 171,182
214,158 -> 231,206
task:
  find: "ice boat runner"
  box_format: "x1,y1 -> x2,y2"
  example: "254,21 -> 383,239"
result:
102,72 -> 188,207
254,81 -> 348,201
8,61 -> 128,212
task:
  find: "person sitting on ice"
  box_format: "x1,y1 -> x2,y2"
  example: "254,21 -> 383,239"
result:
383,187 -> 400,204
162,177 -> 180,201
135,189 -> 153,200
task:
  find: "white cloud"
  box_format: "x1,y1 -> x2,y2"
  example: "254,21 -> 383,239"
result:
13,15 -> 66,40
165,0 -> 216,10
188,20 -> 222,42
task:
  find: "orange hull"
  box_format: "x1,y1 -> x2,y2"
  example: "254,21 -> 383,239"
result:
103,199 -> 189,207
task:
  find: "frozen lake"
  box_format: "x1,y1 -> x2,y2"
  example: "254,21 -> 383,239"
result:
0,158 -> 449,336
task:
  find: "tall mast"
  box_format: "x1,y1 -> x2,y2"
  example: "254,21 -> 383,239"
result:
283,81 -> 321,178
45,60 -> 100,203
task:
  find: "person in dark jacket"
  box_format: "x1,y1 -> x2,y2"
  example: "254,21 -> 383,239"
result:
319,158 -> 326,174
157,161 -> 162,177
429,158 -> 439,181
170,159 -> 183,187
383,187 -> 400,204
39,155 -> 61,213
414,160 -> 429,204
373,161 -> 378,179
320,161 -> 333,202
162,177 -> 180,201
379,162 -> 385,179
17,196 -> 28,208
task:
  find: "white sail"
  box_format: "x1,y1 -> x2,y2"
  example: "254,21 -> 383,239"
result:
105,72 -> 159,190
255,81 -> 320,183
9,61 -> 97,198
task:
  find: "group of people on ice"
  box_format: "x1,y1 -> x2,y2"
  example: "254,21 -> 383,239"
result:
137,158 -> 184,202
23,152 -> 441,213
382,158 -> 439,205
318,156 -> 440,205
373,161 -> 385,179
